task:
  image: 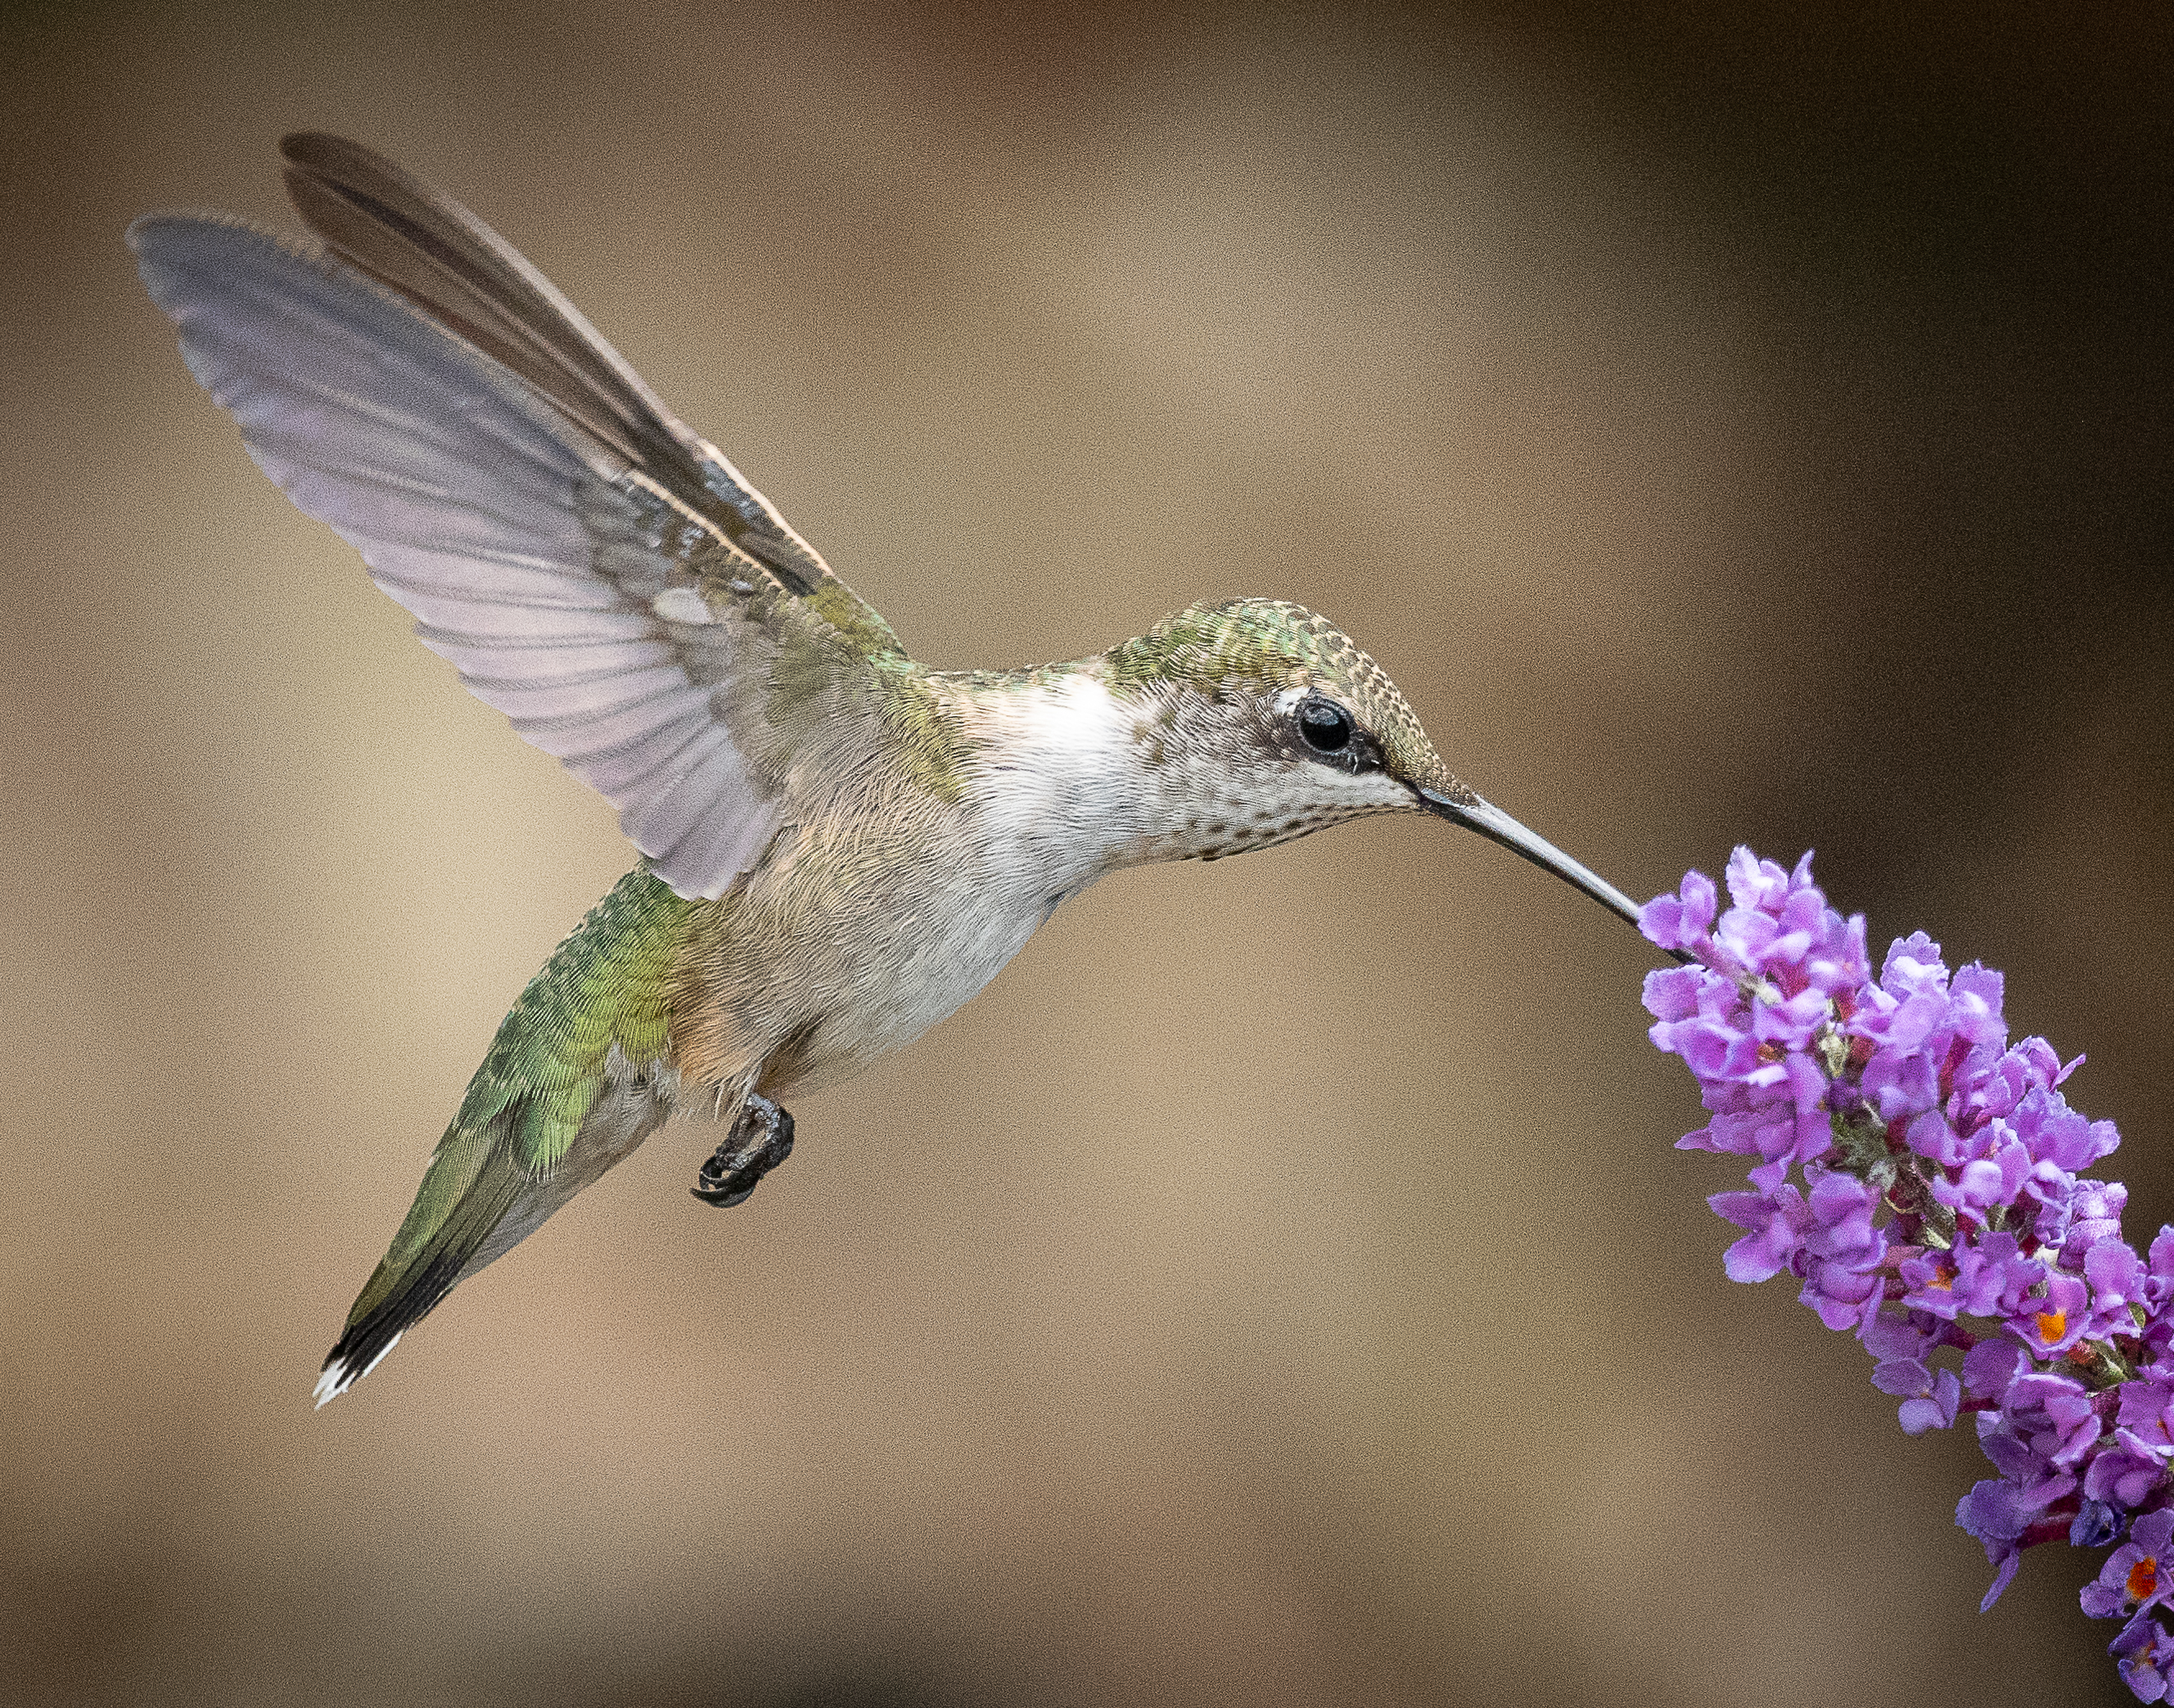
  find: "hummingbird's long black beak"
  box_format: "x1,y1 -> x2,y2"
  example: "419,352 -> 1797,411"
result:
1419,786 -> 1690,962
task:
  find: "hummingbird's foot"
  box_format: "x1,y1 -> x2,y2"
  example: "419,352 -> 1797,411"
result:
691,1093 -> 796,1207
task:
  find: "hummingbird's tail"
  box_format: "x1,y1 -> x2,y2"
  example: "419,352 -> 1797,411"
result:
314,868 -> 695,1405
313,1104 -> 529,1404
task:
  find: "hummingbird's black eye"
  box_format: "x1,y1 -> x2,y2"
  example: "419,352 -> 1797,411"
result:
1297,697 -> 1354,755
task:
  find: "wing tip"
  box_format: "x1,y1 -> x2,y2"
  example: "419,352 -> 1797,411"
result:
127,208 -> 333,300
279,130 -> 350,167
128,208 -> 237,261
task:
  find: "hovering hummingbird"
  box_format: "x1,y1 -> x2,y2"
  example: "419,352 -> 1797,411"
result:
133,135 -> 1657,1405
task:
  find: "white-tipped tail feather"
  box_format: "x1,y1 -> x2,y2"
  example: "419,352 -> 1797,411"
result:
313,1332 -> 401,1408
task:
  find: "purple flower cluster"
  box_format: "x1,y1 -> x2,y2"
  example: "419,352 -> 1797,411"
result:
1642,849 -> 2174,1701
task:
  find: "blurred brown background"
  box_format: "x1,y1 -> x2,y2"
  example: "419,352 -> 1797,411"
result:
7,2 -> 2172,1703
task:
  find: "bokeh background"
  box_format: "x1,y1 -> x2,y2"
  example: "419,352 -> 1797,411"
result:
7,3 -> 2173,1702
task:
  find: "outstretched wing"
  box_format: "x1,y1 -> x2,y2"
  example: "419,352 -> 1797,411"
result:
130,136 -> 904,900
277,131 -> 843,601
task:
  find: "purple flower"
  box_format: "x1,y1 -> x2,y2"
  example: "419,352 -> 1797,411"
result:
2114,1613 -> 2174,1704
1723,846 -> 1797,916
2145,1230 -> 2174,1314
1643,848 -> 2174,1692
1640,964 -> 1704,1025
1804,910 -> 1869,1003
1638,870 -> 1717,955
2017,1086 -> 2120,1173
1956,1476 -> 2052,1610
1799,1258 -> 1884,1334
2127,1386 -> 2174,1447
1898,1232 -> 2041,1322
1861,1310 -> 1935,1363
1960,1042 -> 2045,1133
1901,1103 -> 1964,1169
2084,1510 -> 2174,1620
2087,1443 -> 2166,1511
2012,1271 -> 2095,1361
2025,1161 -> 2082,1249
2006,1371 -> 2102,1470
2095,1242 -> 2154,1333
1754,989 -> 1835,1055
2077,1500 -> 2126,1548
1804,1172 -> 1883,1264
1879,932 -> 1949,1001
2066,1181 -> 2135,1270
1929,1139 -> 2032,1224
1651,1015 -> 1758,1083
1948,963 -> 2009,1054
1871,1358 -> 1963,1435
1686,1101 -> 1826,1195
1709,1187 -> 1811,1285
1964,1338 -> 2024,1404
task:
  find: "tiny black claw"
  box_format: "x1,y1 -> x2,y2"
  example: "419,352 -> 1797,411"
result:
690,1162 -> 756,1206
690,1095 -> 796,1208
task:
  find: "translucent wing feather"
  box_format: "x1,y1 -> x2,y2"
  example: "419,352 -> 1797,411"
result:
131,148 -> 903,899
277,131 -> 839,601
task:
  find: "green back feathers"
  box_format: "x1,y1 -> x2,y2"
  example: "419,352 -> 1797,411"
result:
321,869 -> 695,1396
444,867 -> 690,1174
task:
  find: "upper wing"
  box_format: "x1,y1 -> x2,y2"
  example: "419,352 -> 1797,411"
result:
277,131 -> 843,602
130,138 -> 904,900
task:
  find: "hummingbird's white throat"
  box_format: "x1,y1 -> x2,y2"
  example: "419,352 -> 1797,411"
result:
957,670 -> 1418,895
963,673 -> 1143,895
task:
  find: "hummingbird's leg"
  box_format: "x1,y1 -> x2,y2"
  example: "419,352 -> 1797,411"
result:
690,1092 -> 796,1208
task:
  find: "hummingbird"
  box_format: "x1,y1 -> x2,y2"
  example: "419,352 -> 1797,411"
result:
132,134 -> 1657,1405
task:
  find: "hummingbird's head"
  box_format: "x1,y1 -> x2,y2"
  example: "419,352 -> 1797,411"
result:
1101,597 -> 1649,931
1105,597 -> 1461,824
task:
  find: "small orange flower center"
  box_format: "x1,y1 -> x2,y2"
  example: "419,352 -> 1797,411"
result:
2036,1308 -> 2068,1344
1756,1042 -> 1784,1064
1927,1260 -> 1958,1292
2130,1557 -> 2159,1603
